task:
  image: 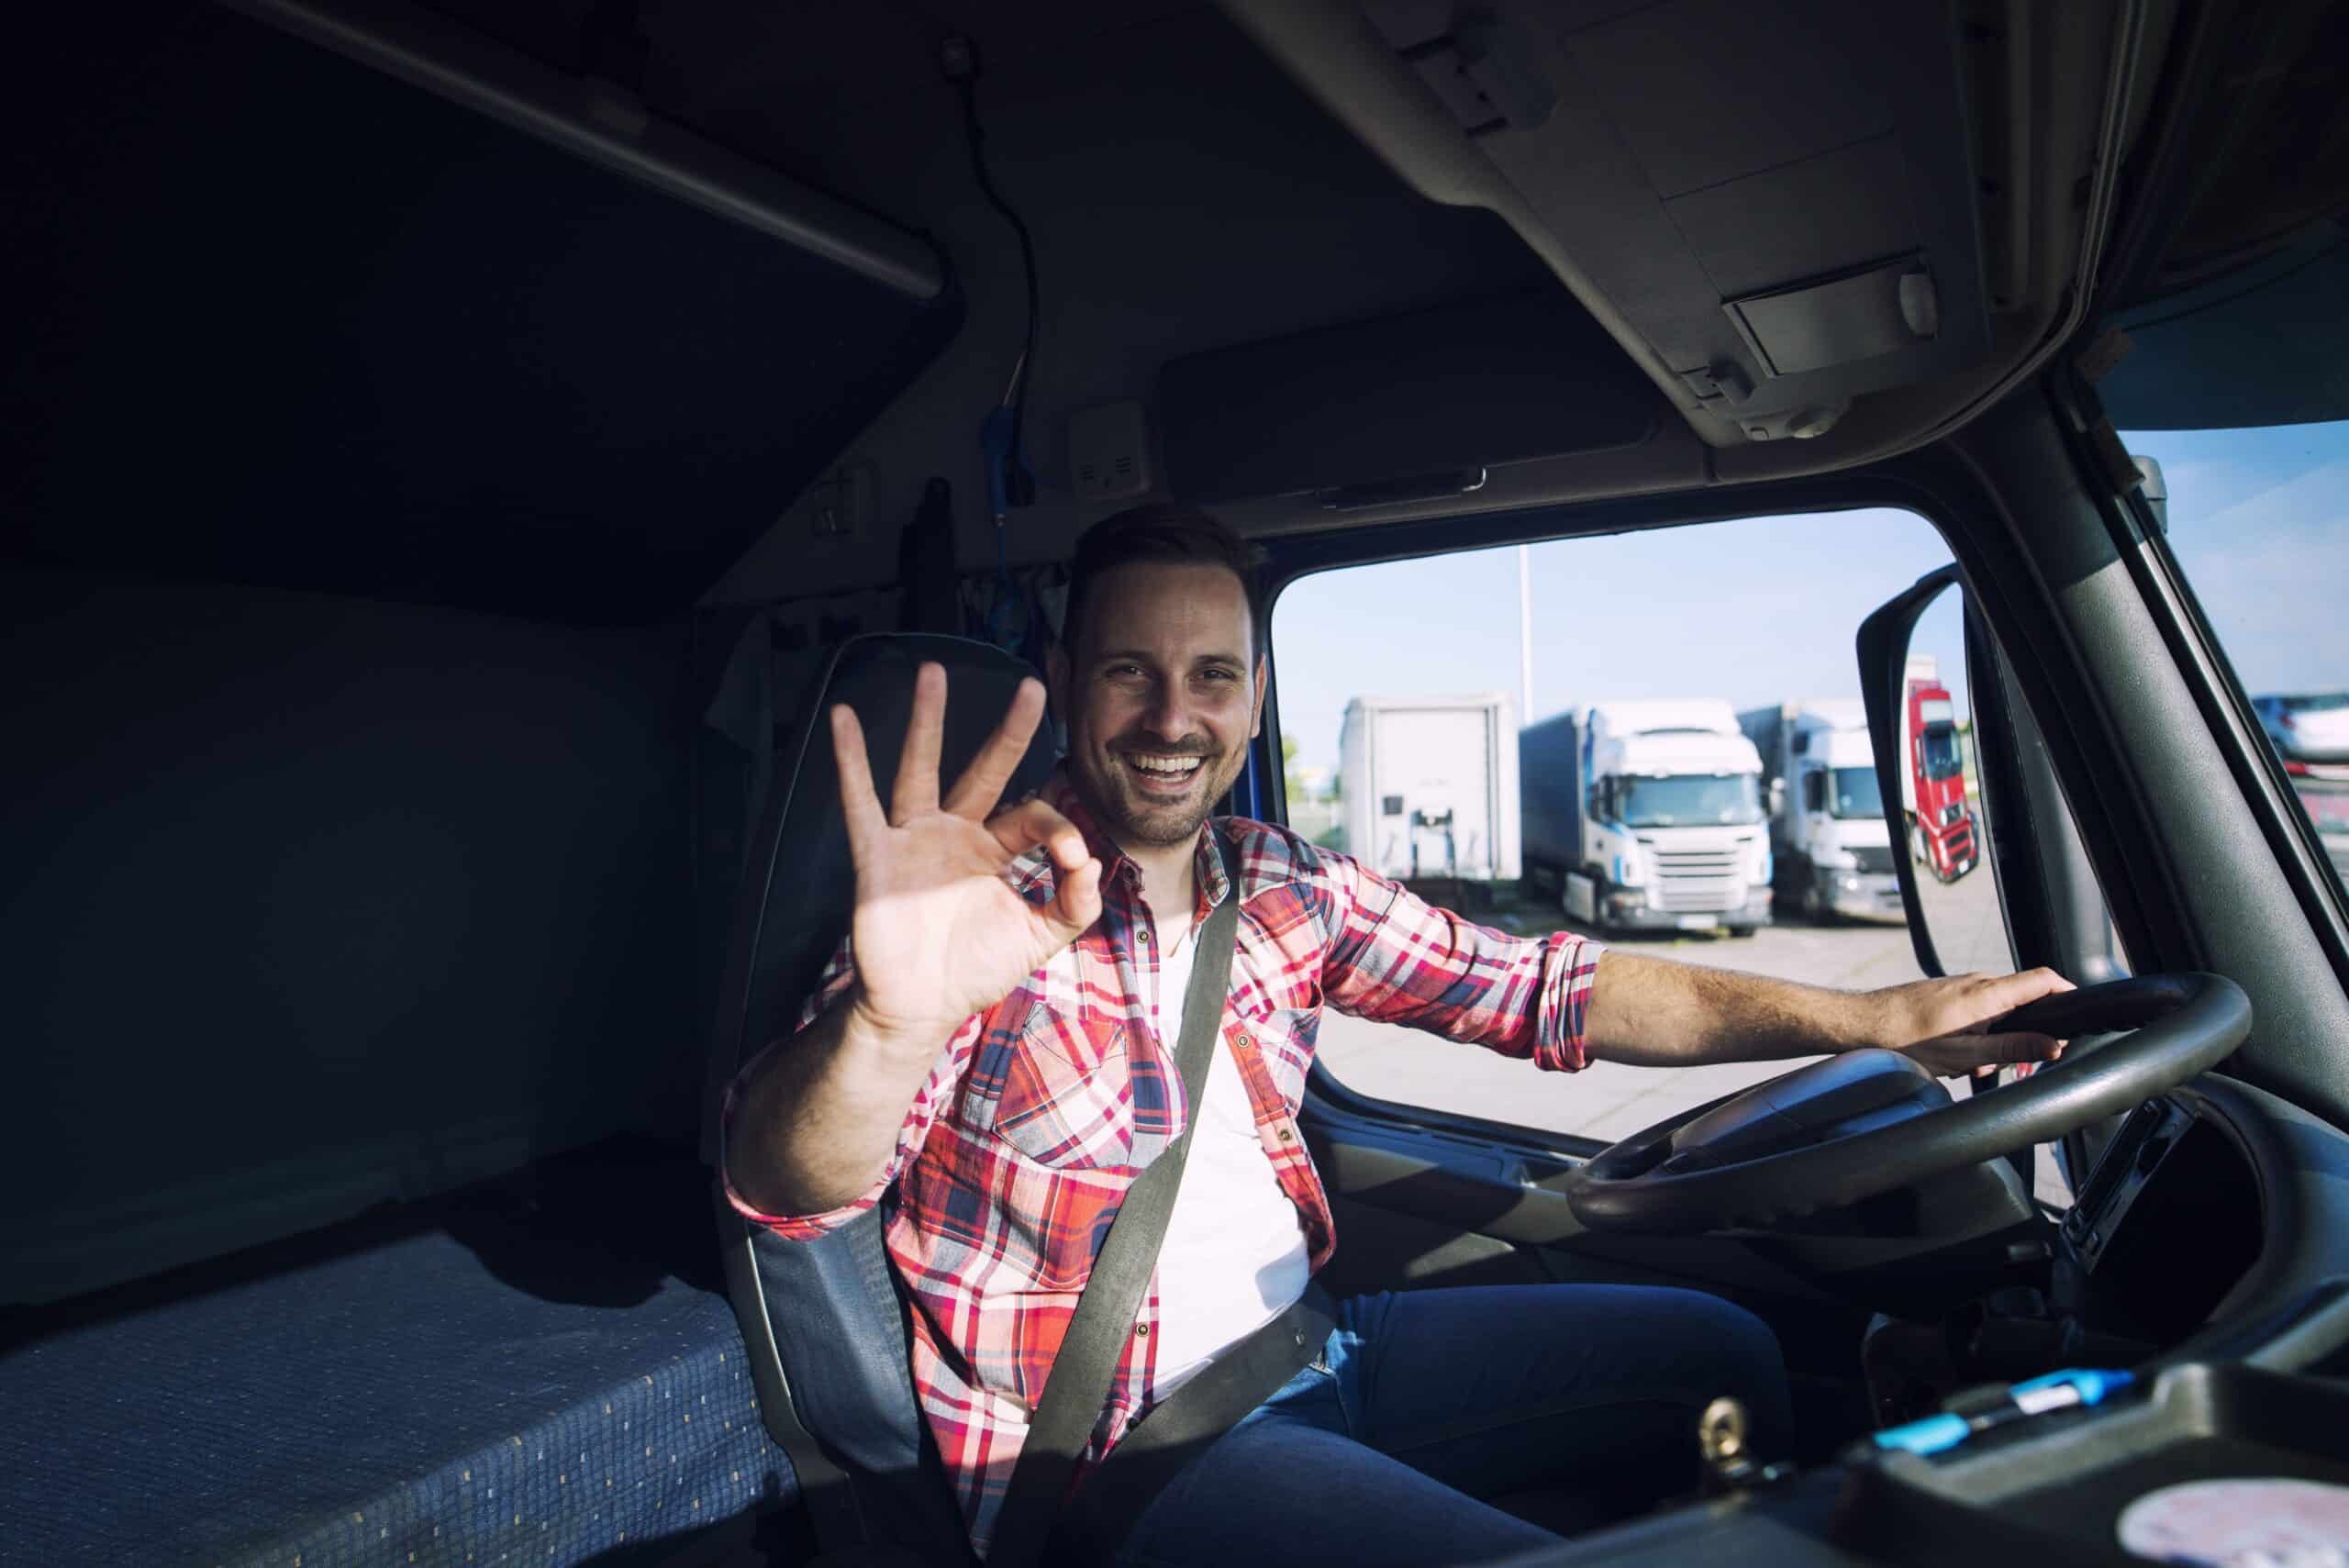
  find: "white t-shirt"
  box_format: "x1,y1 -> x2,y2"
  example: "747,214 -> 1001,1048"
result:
1147,914 -> 1313,1396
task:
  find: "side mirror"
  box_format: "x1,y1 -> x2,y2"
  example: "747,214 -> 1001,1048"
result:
1768,777 -> 1787,817
2132,454 -> 2168,534
1857,565 -> 2013,978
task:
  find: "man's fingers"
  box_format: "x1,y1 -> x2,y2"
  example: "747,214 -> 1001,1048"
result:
985,797 -> 1089,868
890,662 -> 947,823
1915,1029 -> 2065,1076
985,795 -> 1102,938
1965,1030 -> 2066,1065
830,704 -> 886,849
1987,966 -> 2076,1011
945,677 -> 1048,819
1048,858 -> 1105,936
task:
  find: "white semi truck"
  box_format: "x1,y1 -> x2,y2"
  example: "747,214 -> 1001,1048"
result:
1520,700 -> 1772,935
1337,693 -> 1521,884
1737,700 -> 1904,923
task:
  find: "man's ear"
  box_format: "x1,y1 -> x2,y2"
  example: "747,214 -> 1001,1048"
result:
1045,643 -> 1071,720
1250,655 -> 1268,740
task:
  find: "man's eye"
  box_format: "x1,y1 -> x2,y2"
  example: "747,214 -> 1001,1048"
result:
1199,668 -> 1237,684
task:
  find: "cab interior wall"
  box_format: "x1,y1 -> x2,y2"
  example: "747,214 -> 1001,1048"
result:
1,573 -> 698,1304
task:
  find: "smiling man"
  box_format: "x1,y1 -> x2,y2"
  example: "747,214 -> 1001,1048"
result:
723,502 -> 2071,1566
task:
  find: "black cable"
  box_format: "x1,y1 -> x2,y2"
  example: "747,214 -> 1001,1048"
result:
955,74 -> 1040,506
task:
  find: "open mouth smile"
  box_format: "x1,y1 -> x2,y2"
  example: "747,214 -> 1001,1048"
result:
1120,752 -> 1208,795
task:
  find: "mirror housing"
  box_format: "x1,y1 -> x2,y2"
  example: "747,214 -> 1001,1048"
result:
2132,453 -> 2168,534
1858,564 -> 1962,976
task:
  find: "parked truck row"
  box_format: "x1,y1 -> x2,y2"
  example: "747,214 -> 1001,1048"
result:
1331,685 -> 1975,935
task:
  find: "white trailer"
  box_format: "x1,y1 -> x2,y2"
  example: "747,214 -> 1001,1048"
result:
1737,700 -> 1903,922
1338,693 -> 1520,883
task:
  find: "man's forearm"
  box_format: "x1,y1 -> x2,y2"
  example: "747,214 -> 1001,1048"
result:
724,988 -> 951,1219
1584,950 -> 1887,1067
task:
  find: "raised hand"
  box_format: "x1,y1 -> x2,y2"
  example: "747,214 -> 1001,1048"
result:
832,662 -> 1103,1047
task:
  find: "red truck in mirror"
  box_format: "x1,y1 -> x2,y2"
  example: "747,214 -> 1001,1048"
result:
1900,654 -> 1979,883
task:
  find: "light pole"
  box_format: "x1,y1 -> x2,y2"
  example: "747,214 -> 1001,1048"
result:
1517,543 -> 1534,726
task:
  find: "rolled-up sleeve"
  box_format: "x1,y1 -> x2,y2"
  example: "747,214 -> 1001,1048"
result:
718,942 -> 979,1237
1313,849 -> 1605,1073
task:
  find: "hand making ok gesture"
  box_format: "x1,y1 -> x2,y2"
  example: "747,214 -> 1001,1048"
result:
831,662 -> 1103,1045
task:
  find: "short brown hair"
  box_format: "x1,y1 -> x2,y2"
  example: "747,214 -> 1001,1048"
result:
1061,502 -> 1264,660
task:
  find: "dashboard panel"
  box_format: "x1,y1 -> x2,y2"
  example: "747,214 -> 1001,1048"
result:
2057,1095 -> 2261,1343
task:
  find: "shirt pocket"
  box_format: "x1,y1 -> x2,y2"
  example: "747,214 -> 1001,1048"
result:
1237,978 -> 1321,1112
989,1009 -> 1136,1171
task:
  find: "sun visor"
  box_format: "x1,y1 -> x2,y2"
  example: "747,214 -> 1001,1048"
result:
1158,289 -> 1662,506
1356,0 -> 2004,445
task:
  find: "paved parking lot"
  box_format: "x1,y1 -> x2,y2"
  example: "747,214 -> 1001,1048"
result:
1316,868 -> 2071,1201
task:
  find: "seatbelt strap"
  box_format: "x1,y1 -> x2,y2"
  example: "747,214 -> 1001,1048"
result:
985,828 -> 1243,1568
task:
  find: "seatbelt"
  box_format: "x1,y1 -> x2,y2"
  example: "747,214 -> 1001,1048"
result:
985,829 -> 1246,1568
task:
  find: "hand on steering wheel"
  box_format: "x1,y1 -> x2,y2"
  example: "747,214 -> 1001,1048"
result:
1564,974 -> 2251,1235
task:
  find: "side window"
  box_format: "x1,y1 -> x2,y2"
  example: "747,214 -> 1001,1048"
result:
1272,508 -> 2005,1147
2121,422 -> 2349,900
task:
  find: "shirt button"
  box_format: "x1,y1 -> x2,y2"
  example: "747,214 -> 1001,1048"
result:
1134,1324 -> 1152,1338
1276,1128 -> 1295,1143
1237,1034 -> 1252,1047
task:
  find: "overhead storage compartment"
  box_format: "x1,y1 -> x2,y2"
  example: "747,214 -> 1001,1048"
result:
1159,287 -> 1662,505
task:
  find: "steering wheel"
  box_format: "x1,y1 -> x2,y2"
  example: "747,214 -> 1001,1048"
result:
1564,973 -> 2252,1235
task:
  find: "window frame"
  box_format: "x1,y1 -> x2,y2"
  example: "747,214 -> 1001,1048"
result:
1253,468 -> 2086,1154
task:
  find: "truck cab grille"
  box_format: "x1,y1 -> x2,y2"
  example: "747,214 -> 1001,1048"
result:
1647,848 -> 1743,911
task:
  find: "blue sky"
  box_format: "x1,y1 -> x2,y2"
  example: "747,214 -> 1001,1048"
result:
1270,421 -> 2349,780
2125,422 -> 2349,700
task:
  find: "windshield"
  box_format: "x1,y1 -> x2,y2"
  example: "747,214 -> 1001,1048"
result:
1617,773 -> 1763,828
1920,727 -> 1963,781
1829,766 -> 1885,820
2119,422 -> 2349,904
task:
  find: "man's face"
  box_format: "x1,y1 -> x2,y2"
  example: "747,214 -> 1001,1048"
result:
1048,561 -> 1267,851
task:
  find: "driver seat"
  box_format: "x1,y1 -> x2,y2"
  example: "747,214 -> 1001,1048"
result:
705,633 -> 1057,1565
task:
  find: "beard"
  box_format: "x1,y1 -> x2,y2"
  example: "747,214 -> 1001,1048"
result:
1066,730 -> 1250,849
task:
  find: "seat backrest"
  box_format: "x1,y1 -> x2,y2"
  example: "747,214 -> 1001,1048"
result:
707,634 -> 1055,1563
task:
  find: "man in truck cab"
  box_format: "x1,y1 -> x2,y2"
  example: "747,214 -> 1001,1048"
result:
722,503 -> 2073,1565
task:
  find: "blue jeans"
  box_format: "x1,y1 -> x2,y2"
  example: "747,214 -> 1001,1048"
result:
1115,1284 -> 1790,1568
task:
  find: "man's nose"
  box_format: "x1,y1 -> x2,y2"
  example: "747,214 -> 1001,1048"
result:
1141,682 -> 1197,742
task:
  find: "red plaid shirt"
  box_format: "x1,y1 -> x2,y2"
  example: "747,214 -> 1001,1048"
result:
724,774 -> 1604,1557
